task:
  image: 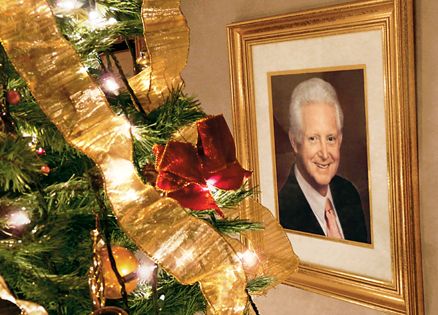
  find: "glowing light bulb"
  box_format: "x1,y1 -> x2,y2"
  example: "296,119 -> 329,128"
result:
77,66 -> 88,74
88,10 -> 103,23
107,17 -> 117,25
137,264 -> 156,283
8,210 -> 30,228
135,250 -> 157,284
86,10 -> 118,30
102,76 -> 120,95
55,0 -> 82,13
205,178 -> 218,191
106,159 -> 135,186
237,249 -> 259,269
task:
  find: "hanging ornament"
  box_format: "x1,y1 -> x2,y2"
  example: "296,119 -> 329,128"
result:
36,147 -> 46,156
0,205 -> 31,238
89,229 -> 106,310
100,246 -> 139,299
40,165 -> 50,175
6,90 -> 20,105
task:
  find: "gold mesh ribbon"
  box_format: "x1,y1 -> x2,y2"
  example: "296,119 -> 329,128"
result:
0,0 -> 299,313
128,0 -> 189,112
0,275 -> 48,315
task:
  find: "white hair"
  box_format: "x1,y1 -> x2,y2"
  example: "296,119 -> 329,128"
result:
289,77 -> 343,142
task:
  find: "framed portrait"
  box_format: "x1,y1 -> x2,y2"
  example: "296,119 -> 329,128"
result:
227,0 -> 423,314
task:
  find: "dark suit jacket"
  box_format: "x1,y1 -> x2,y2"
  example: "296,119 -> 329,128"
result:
278,169 -> 369,243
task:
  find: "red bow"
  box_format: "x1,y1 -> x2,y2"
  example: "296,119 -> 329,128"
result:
153,115 -> 252,216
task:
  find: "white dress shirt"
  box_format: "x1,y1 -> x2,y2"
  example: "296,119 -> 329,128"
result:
294,165 -> 345,239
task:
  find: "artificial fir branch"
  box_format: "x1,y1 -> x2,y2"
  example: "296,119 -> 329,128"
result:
191,210 -> 263,235
131,90 -> 206,167
0,133 -> 43,192
246,276 -> 274,293
212,183 -> 258,209
128,272 -> 206,315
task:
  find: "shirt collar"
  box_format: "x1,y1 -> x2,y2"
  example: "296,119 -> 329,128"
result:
294,165 -> 334,227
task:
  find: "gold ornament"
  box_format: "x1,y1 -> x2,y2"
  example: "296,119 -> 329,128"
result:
0,275 -> 48,315
88,229 -> 105,309
100,246 -> 139,299
0,1 -> 299,314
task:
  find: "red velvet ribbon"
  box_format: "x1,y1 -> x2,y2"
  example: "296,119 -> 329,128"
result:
153,115 -> 252,215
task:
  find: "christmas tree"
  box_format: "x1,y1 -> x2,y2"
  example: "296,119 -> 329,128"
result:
0,0 -> 298,314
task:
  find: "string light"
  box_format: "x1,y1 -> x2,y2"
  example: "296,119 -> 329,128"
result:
135,251 -> 157,284
101,75 -> 120,95
55,0 -> 83,14
105,159 -> 135,186
7,209 -> 31,228
86,10 -> 118,30
237,249 -> 259,270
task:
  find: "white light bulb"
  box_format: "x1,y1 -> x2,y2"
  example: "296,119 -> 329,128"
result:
56,0 -> 82,12
8,210 -> 30,228
86,10 -> 117,30
106,159 -> 135,186
107,17 -> 117,25
102,76 -> 120,95
237,249 -> 259,269
135,250 -> 157,284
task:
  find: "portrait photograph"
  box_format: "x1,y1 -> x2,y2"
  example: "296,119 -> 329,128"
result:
227,0 -> 423,312
270,68 -> 372,245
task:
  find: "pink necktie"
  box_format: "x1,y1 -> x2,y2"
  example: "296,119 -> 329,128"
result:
325,199 -> 342,239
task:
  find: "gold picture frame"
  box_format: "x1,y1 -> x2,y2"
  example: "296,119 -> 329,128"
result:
227,0 -> 423,313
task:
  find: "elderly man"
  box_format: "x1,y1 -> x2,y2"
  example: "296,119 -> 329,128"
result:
278,78 -> 369,243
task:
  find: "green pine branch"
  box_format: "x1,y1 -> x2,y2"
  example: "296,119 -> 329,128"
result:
0,133 -> 43,192
131,89 -> 206,167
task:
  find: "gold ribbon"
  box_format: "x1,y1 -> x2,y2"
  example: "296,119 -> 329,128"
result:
128,0 -> 189,112
0,0 -> 298,313
0,275 -> 48,315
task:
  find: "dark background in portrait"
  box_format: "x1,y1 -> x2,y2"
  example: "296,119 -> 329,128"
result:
271,69 -> 370,241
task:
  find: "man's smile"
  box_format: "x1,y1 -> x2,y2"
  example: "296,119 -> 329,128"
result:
314,162 -> 331,169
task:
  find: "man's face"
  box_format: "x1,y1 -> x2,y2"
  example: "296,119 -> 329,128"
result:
290,102 -> 342,196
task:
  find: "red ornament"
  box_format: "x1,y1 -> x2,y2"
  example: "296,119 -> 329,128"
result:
36,147 -> 46,156
6,90 -> 21,105
40,165 -> 50,175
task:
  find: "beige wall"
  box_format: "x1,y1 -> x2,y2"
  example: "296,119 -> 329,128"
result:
181,0 -> 437,314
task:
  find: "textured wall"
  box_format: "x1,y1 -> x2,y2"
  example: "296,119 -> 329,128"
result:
181,0 -> 437,314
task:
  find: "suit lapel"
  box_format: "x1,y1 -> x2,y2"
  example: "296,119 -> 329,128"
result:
288,173 -> 325,235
